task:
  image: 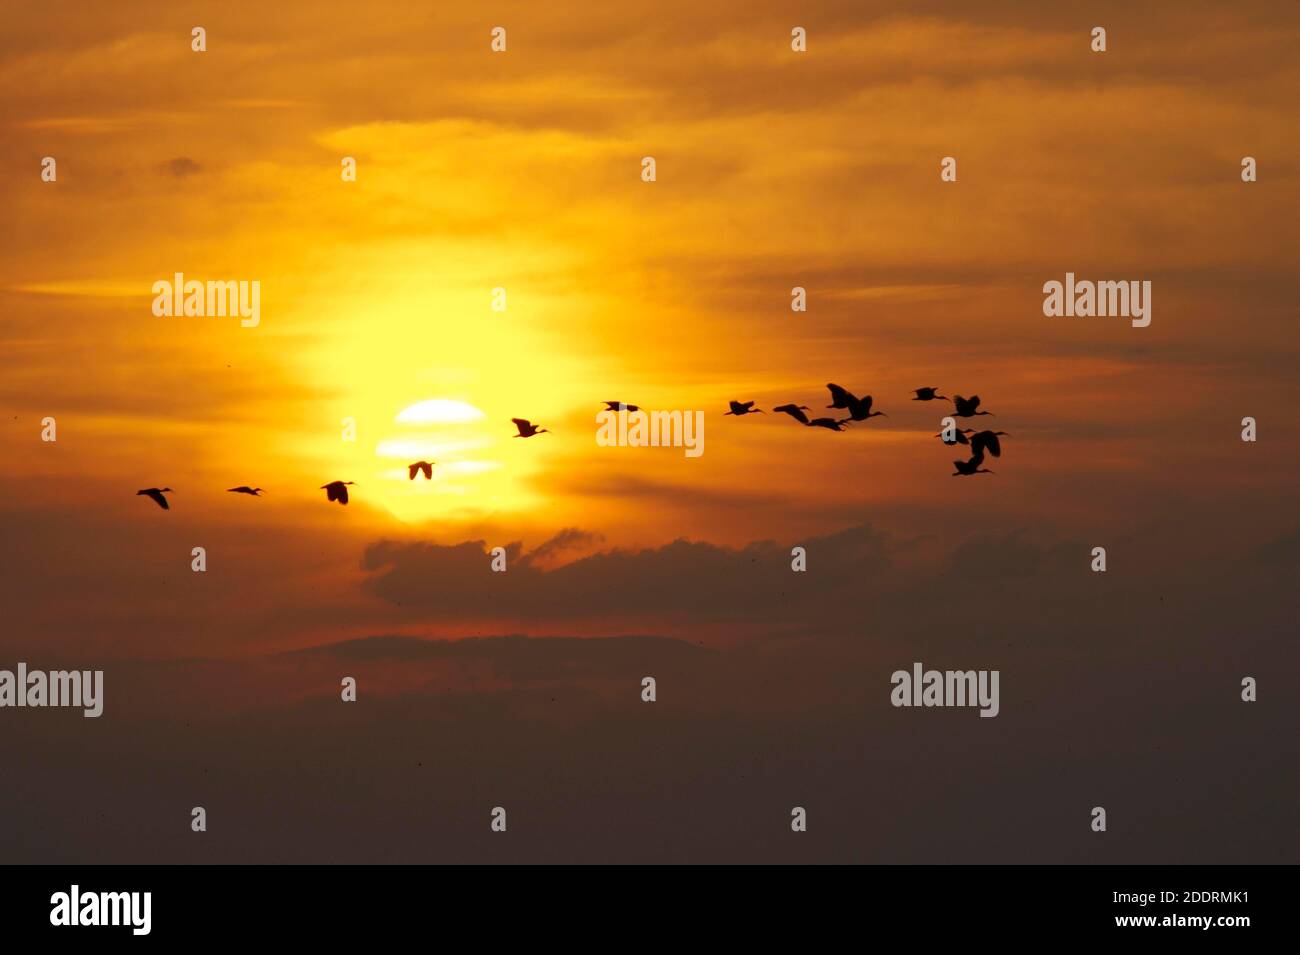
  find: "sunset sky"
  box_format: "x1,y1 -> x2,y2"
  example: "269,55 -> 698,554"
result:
0,1 -> 1296,863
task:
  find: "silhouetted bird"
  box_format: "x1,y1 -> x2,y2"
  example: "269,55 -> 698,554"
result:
320,480 -> 355,504
969,430 -> 1009,458
512,418 -> 549,437
912,387 -> 948,401
603,401 -> 640,413
408,461 -> 435,480
725,400 -> 764,416
843,394 -> 887,422
137,487 -> 173,509
825,383 -> 857,409
227,486 -> 264,496
953,395 -> 994,417
772,404 -> 811,424
952,452 -> 994,476
935,427 -> 977,446
807,417 -> 850,431
825,384 -> 886,421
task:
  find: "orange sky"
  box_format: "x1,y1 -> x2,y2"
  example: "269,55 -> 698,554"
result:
1,0 -> 1297,657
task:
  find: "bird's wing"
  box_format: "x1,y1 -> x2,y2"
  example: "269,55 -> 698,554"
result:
985,434 -> 1002,457
861,395 -> 874,413
969,395 -> 981,409
420,462 -> 432,479
147,489 -> 169,509
790,407 -> 809,424
325,484 -> 339,501
338,485 -> 349,505
826,383 -> 855,407
408,464 -> 418,480
742,400 -> 755,409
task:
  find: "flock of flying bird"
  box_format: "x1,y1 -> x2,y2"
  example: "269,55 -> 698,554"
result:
134,390 -> 1008,509
724,384 -> 1009,476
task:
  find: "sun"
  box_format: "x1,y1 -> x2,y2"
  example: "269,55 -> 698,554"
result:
395,399 -> 486,425
363,397 -> 528,524
380,398 -> 496,481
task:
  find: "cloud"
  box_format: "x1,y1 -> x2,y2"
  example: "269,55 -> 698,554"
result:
360,523 -> 897,627
518,527 -> 605,567
162,156 -> 201,177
